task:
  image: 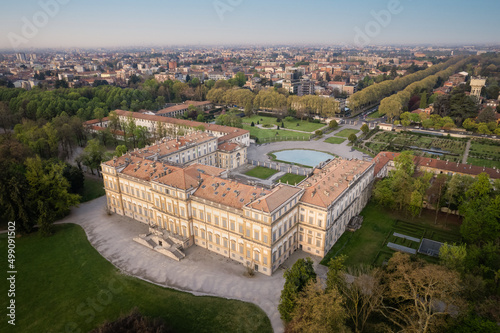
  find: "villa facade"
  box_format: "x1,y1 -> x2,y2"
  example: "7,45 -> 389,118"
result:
102,142 -> 375,275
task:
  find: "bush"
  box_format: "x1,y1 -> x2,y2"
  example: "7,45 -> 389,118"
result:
277,125 -> 280,130
329,120 -> 338,129
309,118 -> 321,123
276,118 -> 282,123
297,123 -> 299,126
262,123 -> 273,128
315,130 -> 323,136
285,116 -> 295,122
251,121 -> 255,127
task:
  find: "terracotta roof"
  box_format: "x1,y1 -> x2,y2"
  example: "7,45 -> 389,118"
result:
217,142 -> 240,152
299,158 -> 373,208
373,152 -> 500,179
193,175 -> 270,209
247,184 -> 302,213
112,109 -> 249,142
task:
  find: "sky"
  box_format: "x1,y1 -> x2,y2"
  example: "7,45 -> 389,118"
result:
1,0 -> 499,50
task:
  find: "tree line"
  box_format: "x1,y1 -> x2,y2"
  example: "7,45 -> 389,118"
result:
348,56 -> 466,112
378,57 -> 471,121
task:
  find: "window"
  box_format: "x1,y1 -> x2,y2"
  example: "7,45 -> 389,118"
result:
174,206 -> 178,215
192,208 -> 197,218
167,203 -> 172,212
223,238 -> 228,248
138,206 -> 142,214
214,216 -> 219,225
215,235 -> 220,245
316,239 -> 321,247
208,233 -> 213,242
318,219 -> 322,227
194,227 -> 198,236
156,199 -> 159,207
180,208 -> 185,217
201,230 -> 205,239
246,229 -> 250,237
230,221 -> 235,231
222,218 -> 227,228
309,216 -> 314,224
239,224 -> 243,233
263,235 -> 268,244
272,252 -> 276,263
254,252 -> 259,261
308,237 -> 312,245
200,212 -> 204,220
246,250 -> 250,258
272,232 -> 276,242
161,202 -> 165,211
231,241 -> 236,251
254,230 -> 259,240
300,214 -> 304,222
263,256 -> 268,265
207,214 -> 211,223
239,244 -> 244,254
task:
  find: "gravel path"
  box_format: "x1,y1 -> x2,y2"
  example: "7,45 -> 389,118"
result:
57,196 -> 326,332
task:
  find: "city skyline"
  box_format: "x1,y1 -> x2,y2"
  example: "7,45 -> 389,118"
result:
1,0 -> 500,51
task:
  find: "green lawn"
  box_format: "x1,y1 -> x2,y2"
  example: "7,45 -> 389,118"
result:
335,129 -> 360,138
324,137 -> 346,144
245,166 -> 279,179
467,139 -> 500,168
277,173 -> 306,185
321,202 -> 462,267
244,125 -> 311,142
367,110 -> 382,118
81,177 -> 106,202
0,224 -> 272,333
242,115 -> 325,132
467,157 -> 500,169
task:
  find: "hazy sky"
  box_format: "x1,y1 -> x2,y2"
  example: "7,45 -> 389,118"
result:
1,0 -> 499,50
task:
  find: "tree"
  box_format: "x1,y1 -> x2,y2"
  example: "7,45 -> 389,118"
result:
426,174 -> 447,223
439,243 -> 467,273
80,139 -> 107,175
278,258 -> 316,322
379,252 -> 464,333
114,145 -> 127,157
419,92 -> 428,109
477,107 -> 496,124
360,124 -> 369,134
348,133 -> 357,144
62,163 -> 84,194
250,121 -> 255,127
286,281 -> 349,333
25,156 -> 80,236
460,173 -> 500,245
329,120 -> 338,129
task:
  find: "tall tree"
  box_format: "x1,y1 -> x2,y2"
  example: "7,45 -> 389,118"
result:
278,258 -> 316,322
25,156 -> 80,235
379,252 -> 464,333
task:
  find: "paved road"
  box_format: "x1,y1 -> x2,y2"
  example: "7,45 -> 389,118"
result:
56,196 -> 326,333
249,125 -> 371,164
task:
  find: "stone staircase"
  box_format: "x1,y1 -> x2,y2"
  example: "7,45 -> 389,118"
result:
133,232 -> 186,261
